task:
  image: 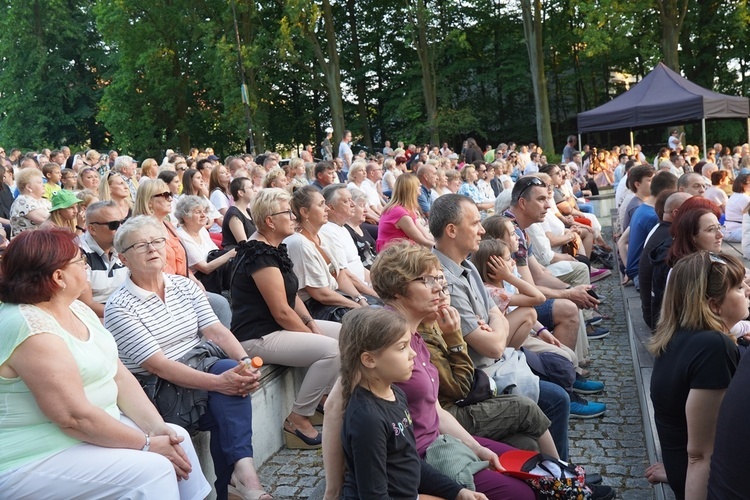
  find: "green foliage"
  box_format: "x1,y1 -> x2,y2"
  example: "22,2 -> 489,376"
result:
1,0 -> 750,157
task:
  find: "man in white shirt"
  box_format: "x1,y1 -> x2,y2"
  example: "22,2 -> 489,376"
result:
523,152 -> 541,175
668,129 -> 683,151
320,184 -> 375,287
361,161 -> 385,217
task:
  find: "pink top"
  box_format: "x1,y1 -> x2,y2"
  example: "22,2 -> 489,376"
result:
376,205 -> 417,252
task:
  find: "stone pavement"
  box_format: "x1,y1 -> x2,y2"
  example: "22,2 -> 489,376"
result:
256,228 -> 657,499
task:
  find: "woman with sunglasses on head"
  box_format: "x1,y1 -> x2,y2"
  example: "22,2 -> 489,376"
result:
231,188 -> 342,450
0,229 -> 211,499
648,252 -> 746,499
98,171 -> 132,220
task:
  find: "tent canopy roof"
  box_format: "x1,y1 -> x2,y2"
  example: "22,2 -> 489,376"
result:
577,62 -> 749,133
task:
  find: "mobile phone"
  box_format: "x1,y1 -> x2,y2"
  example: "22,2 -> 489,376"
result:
587,289 -> 600,300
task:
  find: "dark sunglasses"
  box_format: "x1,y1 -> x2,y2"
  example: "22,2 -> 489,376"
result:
152,191 -> 173,200
90,219 -> 126,231
516,176 -> 546,199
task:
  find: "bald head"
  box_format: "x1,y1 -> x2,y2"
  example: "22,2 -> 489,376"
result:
663,192 -> 691,222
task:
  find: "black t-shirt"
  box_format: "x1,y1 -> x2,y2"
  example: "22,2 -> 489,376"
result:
230,240 -> 298,341
345,223 -> 376,270
651,329 -> 739,499
221,206 -> 256,248
0,184 -> 13,220
708,346 -> 750,499
342,386 -> 462,500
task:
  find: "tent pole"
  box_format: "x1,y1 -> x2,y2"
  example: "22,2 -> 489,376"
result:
630,130 -> 634,152
578,133 -> 582,153
747,117 -> 749,144
702,119 -> 707,160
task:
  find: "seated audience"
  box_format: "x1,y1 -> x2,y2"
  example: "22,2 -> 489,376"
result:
104,216 -> 269,499
722,173 -> 750,242
0,229 -> 211,499
320,184 -> 369,283
376,174 -> 434,252
175,196 -> 237,293
98,171 -> 132,219
344,188 -> 376,270
10,167 -> 50,237
41,189 -> 84,236
222,176 -> 257,248
231,188 -> 342,450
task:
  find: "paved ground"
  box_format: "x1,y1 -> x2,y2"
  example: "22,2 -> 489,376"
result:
256,223 -> 657,499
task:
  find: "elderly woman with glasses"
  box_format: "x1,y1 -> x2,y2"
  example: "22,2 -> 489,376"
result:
231,188 -> 341,450
0,229 -> 211,499
104,216 -> 271,500
175,196 -> 237,293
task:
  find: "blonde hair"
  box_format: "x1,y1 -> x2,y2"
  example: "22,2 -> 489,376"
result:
140,158 -> 159,179
383,173 -> 421,215
134,178 -> 170,217
250,187 -> 291,232
99,172 -> 133,208
459,165 -> 476,182
76,189 -> 99,209
650,251 -> 745,356
262,167 -> 287,189
370,241 -> 440,300
347,162 -> 367,182
15,167 -> 43,192
339,308 -> 409,407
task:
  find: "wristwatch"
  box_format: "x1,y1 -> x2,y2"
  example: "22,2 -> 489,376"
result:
141,434 -> 150,452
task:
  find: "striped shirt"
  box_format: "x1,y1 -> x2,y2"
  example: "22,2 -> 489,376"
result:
104,273 -> 219,375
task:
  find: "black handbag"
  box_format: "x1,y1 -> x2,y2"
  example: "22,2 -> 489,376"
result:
454,368 -> 497,407
136,341 -> 228,435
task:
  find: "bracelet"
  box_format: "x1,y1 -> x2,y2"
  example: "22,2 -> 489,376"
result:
241,356 -> 251,362
536,327 -> 549,337
75,225 -> 85,232
355,295 -> 366,303
140,434 -> 150,452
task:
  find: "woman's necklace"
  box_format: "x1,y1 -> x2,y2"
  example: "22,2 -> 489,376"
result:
37,304 -> 89,341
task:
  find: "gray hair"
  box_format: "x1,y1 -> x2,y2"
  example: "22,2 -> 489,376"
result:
322,183 -> 348,205
494,190 -> 512,214
349,187 -> 368,205
113,215 -> 166,254
174,195 -> 209,224
86,200 -> 119,221
113,155 -> 134,172
428,193 -> 474,240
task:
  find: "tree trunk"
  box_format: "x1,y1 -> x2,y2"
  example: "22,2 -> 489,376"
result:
346,0 -> 372,150
656,0 -> 688,72
413,0 -> 439,146
520,0 -> 554,154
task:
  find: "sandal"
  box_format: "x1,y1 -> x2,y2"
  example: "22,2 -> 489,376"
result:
229,472 -> 273,500
283,420 -> 322,449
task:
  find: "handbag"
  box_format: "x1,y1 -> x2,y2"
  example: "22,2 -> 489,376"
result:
194,248 -> 235,293
454,368 -> 497,407
136,340 -> 228,435
500,451 -> 591,499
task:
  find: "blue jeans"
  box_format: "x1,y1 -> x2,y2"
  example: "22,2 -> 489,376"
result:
199,359 -> 254,500
578,203 -> 594,214
536,380 -> 570,461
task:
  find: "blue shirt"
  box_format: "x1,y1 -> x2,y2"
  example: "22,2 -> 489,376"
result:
416,185 -> 432,216
626,203 -> 658,279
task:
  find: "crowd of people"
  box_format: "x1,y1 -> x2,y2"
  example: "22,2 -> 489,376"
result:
1,131 -> 749,499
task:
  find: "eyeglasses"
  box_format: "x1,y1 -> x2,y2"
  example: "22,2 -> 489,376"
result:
701,225 -> 722,235
412,275 -> 453,294
90,219 -> 126,231
515,176 -> 546,199
67,255 -> 90,270
152,191 -> 173,200
270,209 -> 295,219
122,237 -> 167,254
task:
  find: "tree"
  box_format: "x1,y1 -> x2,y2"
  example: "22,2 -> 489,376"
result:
655,0 -> 688,71
410,0 -> 439,146
0,0 -> 106,149
520,0 -> 555,153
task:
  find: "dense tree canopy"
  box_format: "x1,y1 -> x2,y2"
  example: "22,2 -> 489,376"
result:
0,0 -> 749,158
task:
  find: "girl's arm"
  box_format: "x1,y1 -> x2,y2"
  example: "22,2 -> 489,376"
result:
684,388 -> 725,500
395,214 -> 435,248
486,255 -> 545,306
323,380 -> 346,500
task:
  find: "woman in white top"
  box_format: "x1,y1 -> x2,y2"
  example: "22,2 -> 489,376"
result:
381,158 -> 399,192
724,173 -> 750,242
175,196 -> 236,291
209,164 -> 234,217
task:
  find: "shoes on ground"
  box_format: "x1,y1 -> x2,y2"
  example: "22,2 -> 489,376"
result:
586,472 -> 603,485
570,392 -> 606,419
585,315 -> 603,326
590,484 -> 616,500
590,268 -> 612,282
586,324 -> 610,340
572,374 -> 605,395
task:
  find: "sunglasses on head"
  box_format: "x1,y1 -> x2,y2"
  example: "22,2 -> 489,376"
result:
516,176 -> 546,198
90,219 -> 126,231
